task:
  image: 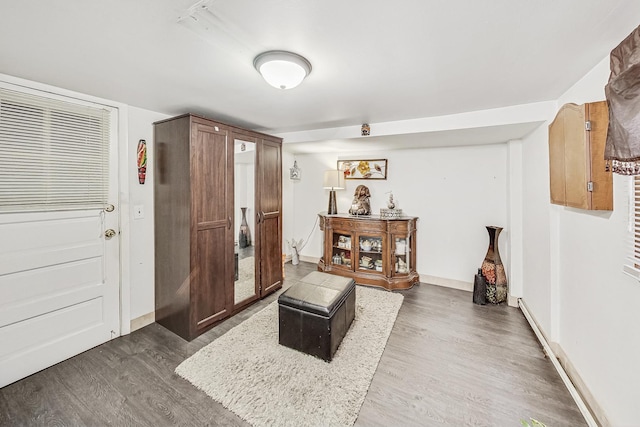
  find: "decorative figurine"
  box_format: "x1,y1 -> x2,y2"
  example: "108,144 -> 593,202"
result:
380,191 -> 402,217
361,123 -> 370,136
387,192 -> 396,209
349,185 -> 371,215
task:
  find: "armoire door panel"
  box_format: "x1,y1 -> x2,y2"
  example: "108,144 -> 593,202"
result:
260,214 -> 282,296
258,140 -> 281,213
257,139 -> 283,297
195,228 -> 228,329
192,122 -> 229,224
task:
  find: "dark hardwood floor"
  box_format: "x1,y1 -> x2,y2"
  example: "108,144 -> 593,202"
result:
0,261 -> 587,426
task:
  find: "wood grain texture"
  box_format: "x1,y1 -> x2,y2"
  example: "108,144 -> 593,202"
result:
318,214 -> 419,290
256,137 -> 283,297
154,115 -> 282,341
548,101 -> 612,211
587,101 -> 613,210
0,262 -> 587,427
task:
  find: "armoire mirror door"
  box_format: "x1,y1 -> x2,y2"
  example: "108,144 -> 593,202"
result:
233,138 -> 257,306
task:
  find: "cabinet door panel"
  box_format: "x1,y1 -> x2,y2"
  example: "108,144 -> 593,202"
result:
195,228 -> 229,329
193,122 -> 229,224
329,230 -> 354,271
260,214 -> 282,295
587,101 -> 613,210
549,110 -> 567,205
257,139 -> 282,297
191,121 -> 233,333
562,104 -> 589,209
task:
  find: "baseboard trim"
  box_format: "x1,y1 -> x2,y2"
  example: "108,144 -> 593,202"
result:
421,274 -> 472,292
299,255 -> 320,264
518,299 -> 599,427
551,342 -> 610,427
130,311 -> 155,332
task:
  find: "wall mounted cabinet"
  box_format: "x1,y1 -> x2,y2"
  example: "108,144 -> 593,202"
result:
548,101 -> 613,210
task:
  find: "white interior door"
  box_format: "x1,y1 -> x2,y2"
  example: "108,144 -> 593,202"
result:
0,84 -> 120,388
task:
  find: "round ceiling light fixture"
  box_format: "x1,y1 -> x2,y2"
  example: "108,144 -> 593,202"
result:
253,50 -> 312,90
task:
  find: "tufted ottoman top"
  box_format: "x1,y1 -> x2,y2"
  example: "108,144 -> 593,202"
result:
278,272 -> 356,317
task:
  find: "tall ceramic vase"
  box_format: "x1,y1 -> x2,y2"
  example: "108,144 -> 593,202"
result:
239,207 -> 251,248
481,226 -> 507,304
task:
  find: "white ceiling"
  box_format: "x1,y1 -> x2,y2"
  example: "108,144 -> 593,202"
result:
0,0 -> 639,153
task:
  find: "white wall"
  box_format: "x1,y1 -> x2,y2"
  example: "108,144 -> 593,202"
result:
126,107 -> 169,323
289,145 -> 510,287
521,123 -> 554,332
521,56 -> 640,426
282,150 -> 297,258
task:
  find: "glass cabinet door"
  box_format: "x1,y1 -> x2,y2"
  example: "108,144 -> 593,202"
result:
331,232 -> 352,269
394,235 -> 410,274
358,234 -> 383,273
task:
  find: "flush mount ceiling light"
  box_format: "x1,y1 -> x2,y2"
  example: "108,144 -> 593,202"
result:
253,50 -> 312,90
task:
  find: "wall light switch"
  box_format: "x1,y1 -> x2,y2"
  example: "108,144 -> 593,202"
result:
133,205 -> 144,219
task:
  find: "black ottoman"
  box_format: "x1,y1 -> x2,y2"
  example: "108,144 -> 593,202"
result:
278,272 -> 356,361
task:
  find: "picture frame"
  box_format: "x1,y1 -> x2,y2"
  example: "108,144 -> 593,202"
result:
337,159 -> 387,180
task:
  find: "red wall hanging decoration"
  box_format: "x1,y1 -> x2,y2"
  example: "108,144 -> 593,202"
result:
137,139 -> 147,184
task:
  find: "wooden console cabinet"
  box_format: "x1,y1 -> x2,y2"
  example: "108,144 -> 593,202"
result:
318,214 -> 419,291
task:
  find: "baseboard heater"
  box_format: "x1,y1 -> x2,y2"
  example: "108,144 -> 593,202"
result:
518,299 -> 598,427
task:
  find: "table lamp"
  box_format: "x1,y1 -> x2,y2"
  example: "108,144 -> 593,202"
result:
323,170 -> 345,215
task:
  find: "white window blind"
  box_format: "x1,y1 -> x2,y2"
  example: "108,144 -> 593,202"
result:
0,87 -> 110,212
624,175 -> 640,279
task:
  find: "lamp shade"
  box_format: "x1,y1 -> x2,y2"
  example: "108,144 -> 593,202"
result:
323,170 -> 344,190
254,51 -> 312,90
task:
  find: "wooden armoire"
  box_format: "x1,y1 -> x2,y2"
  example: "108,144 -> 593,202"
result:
153,113 -> 283,341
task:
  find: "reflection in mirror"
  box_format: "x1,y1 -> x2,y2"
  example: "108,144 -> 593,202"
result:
234,139 -> 256,305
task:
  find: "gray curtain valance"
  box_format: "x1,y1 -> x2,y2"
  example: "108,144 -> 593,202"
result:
604,25 -> 640,175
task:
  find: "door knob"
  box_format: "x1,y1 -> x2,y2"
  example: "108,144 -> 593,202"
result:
104,229 -> 116,239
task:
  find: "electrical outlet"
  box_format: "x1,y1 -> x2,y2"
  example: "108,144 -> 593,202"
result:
133,205 -> 144,219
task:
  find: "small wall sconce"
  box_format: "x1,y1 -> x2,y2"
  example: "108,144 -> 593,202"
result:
290,160 -> 301,180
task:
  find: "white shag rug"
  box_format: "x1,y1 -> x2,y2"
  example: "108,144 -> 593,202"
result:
175,285 -> 404,427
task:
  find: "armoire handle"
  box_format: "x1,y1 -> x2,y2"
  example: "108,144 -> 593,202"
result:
228,216 -> 232,229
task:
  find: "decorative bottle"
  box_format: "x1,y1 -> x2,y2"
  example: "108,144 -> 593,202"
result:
239,207 -> 251,248
481,226 -> 507,304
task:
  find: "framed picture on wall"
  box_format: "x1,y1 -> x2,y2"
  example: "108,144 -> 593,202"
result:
337,159 -> 387,180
